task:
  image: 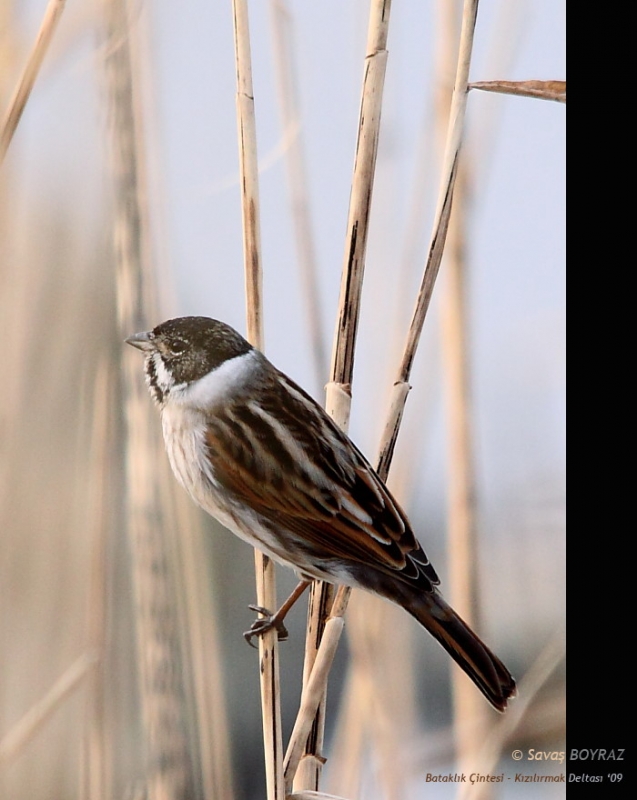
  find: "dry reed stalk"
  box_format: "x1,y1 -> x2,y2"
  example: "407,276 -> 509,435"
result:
337,598 -> 411,800
289,576 -> 334,791
268,0 -> 327,389
0,204 -> 112,795
377,0 -> 480,488
0,653 -> 97,763
374,0 -> 483,785
0,3 -> 13,90
81,359 -> 113,800
469,79 -> 566,103
324,453 -> 418,794
430,0 -> 492,782
231,2 -> 284,798
0,231 -> 26,508
328,0 -> 392,391
135,9 -> 236,793
323,2 -> 482,791
326,382 -> 434,793
461,2 -> 528,200
293,0 -> 393,791
168,487 -> 237,800
441,169 -> 493,781
0,0 -> 67,163
284,587 -> 349,790
232,0 -> 265,347
324,670 -> 365,798
102,1 -> 200,796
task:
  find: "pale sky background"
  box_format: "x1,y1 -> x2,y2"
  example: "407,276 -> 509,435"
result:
10,0 -> 565,496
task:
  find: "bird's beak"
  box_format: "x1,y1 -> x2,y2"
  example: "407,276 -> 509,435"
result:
125,331 -> 155,352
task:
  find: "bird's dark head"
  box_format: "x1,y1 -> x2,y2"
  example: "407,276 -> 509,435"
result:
126,316 -> 253,405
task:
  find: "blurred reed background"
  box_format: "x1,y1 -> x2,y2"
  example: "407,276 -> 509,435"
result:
0,1 -> 565,799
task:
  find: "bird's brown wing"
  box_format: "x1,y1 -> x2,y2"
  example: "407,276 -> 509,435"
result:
204,373 -> 439,591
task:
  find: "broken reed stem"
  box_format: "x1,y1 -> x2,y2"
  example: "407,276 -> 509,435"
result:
268,0 -> 328,389
0,0 -> 67,163
293,0 -> 393,792
231,2 -> 284,799
284,587 -> 350,789
468,79 -> 566,103
378,0 -> 480,476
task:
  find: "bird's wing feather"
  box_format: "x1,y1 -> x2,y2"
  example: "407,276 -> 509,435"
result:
204,371 -> 439,590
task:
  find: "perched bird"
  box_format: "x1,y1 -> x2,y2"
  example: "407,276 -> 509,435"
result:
126,316 -> 516,711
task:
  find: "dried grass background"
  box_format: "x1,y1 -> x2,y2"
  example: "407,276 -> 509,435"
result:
1,1 -> 564,799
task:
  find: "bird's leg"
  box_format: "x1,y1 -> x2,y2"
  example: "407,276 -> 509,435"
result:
244,579 -> 312,646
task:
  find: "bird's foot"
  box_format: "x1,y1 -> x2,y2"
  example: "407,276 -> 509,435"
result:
243,604 -> 290,647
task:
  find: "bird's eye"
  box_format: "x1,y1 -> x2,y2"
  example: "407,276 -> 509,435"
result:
170,339 -> 186,355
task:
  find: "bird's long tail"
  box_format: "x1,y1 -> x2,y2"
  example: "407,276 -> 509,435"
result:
405,590 -> 516,712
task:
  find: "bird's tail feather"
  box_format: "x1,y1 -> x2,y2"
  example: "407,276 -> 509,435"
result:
406,591 -> 516,712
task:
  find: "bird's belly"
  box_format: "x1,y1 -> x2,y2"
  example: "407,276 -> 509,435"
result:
160,407 -> 346,581
161,408 -> 256,531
